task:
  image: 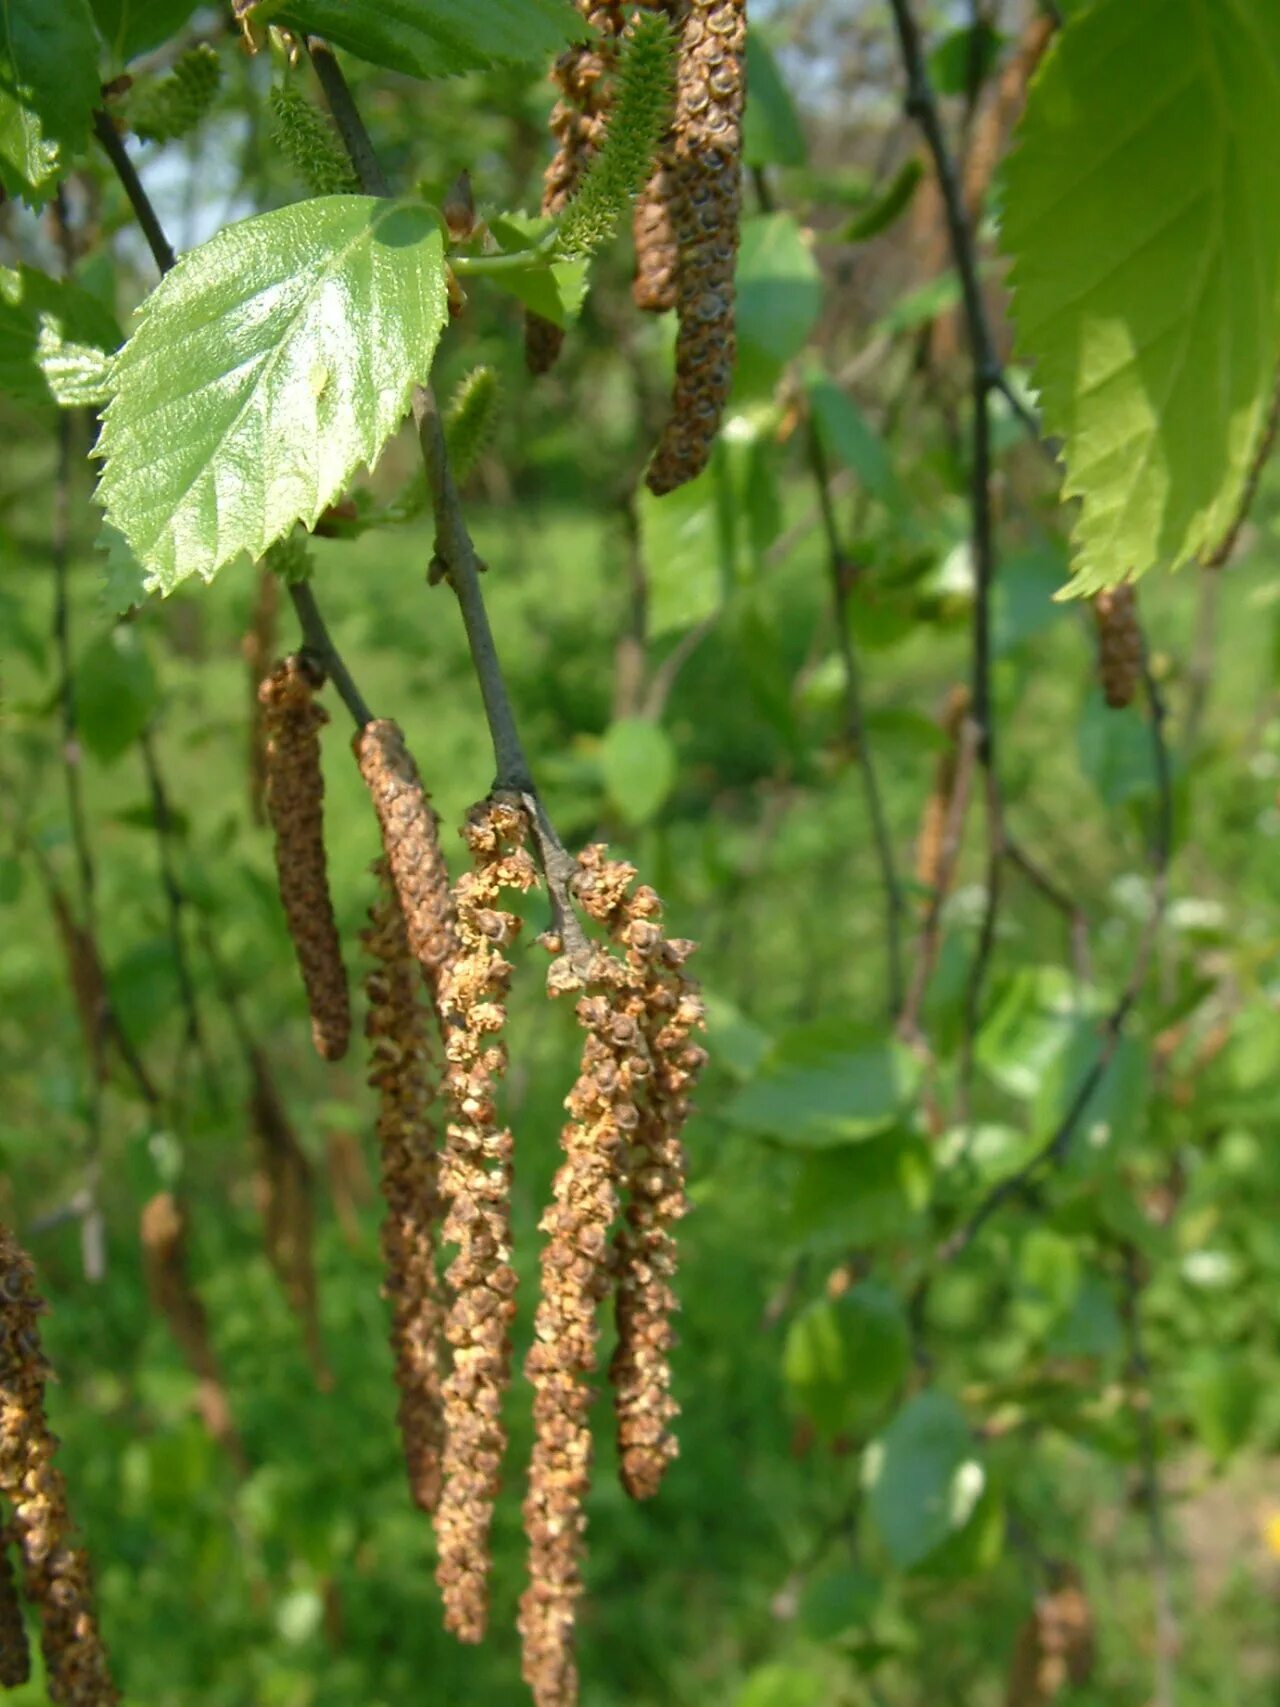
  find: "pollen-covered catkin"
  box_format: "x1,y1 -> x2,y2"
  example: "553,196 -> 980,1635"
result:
260,656 -> 350,1061
572,848 -> 706,1500
0,1224 -> 118,1705
364,863 -> 447,1514
517,944 -> 646,1707
526,0 -> 627,373
632,166 -> 680,312
0,1529 -> 29,1688
646,0 -> 747,495
433,799 -> 539,1643
354,720 -> 459,1015
1092,584 -> 1142,710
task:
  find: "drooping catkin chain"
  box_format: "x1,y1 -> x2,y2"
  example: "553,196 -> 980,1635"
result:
915,684 -> 971,892
645,0 -> 747,495
363,862 -> 448,1514
517,944 -> 648,1707
353,720 -> 459,1016
259,655 -> 350,1061
1091,584 -> 1142,710
0,1225 -> 118,1705
571,847 -> 706,1501
526,0 -> 628,374
247,1048 -> 329,1385
0,1526 -> 29,1688
433,799 -> 539,1643
139,1193 -> 246,1472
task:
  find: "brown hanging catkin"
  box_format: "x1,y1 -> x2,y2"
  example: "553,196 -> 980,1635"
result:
1091,584 -> 1142,710
518,941 -> 646,1707
363,862 -> 448,1514
0,1224 -> 118,1705
0,1527 -> 29,1688
259,655 -> 350,1061
526,0 -> 628,374
433,799 -> 539,1643
646,0 -> 747,495
353,720 -> 459,1015
632,161 -> 680,313
572,847 -> 706,1500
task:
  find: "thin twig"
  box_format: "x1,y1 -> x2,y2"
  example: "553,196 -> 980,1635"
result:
287,580 -> 374,728
888,0 -> 1007,1076
932,655 -> 1172,1268
138,727 -> 222,1109
807,417 -> 906,1016
307,39 -> 595,965
93,109 -> 178,274
1120,1244 -> 1178,1707
52,413 -> 96,923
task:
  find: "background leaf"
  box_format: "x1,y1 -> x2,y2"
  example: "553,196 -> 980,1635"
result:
599,718 -> 677,826
783,1283 -> 909,1441
275,0 -> 581,80
95,196 -> 449,592
743,30 -> 806,169
1002,0 -> 1280,590
0,0 -> 100,206
75,626 -> 160,764
865,1391 -> 985,1570
0,266 -> 122,409
727,1022 -> 923,1147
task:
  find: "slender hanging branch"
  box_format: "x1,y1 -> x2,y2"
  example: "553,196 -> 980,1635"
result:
306,38 -> 592,963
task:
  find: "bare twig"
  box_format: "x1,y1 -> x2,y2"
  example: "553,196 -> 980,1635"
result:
307,39 -> 595,963
933,655 -> 1172,1267
807,418 -> 906,1016
287,580 -> 374,729
138,727 -> 221,1105
92,109 -> 178,274
1120,1244 -> 1178,1707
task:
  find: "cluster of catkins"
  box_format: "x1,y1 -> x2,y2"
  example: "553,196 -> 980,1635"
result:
255,659 -> 706,1705
0,1223 -> 118,1704
530,0 -> 748,495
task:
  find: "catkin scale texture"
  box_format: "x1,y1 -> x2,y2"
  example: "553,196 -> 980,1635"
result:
1092,584 -> 1142,710
363,865 -> 447,1514
0,1225 -> 117,1705
646,0 -> 747,495
517,950 -> 645,1707
259,657 -> 350,1062
353,721 -> 459,1015
432,800 -> 539,1643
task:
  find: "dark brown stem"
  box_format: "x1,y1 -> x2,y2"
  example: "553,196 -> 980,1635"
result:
93,109 -> 177,274
287,580 -> 374,728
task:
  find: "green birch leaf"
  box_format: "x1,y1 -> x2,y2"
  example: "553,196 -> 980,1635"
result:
1001,0 -> 1280,591
0,0 -> 100,206
274,0 -> 580,80
94,195 -> 449,593
0,266 -> 122,409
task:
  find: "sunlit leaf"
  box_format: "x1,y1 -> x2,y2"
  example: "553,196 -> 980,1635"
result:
1002,0 -> 1280,590
275,0 -> 580,80
96,196 -> 449,592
